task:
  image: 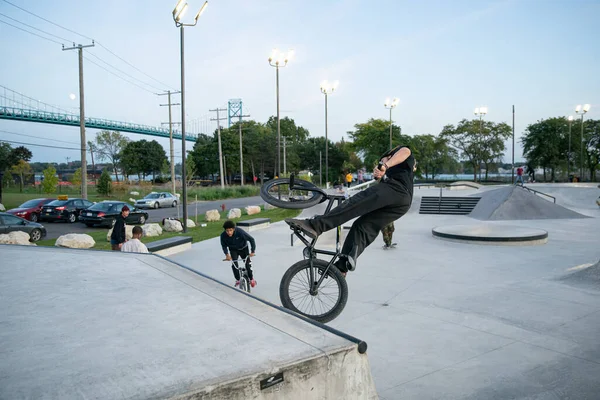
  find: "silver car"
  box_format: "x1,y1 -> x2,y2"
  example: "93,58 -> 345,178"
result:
135,192 -> 178,209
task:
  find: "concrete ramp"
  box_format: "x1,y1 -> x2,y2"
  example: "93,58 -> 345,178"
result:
0,245 -> 377,400
468,186 -> 589,220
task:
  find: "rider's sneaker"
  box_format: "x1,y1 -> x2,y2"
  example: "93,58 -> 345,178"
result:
346,248 -> 358,271
285,218 -> 319,239
250,279 -> 257,288
234,280 -> 240,287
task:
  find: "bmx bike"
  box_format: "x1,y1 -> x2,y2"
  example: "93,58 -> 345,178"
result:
224,255 -> 254,293
261,174 -> 350,323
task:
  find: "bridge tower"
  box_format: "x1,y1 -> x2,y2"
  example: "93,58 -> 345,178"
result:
228,99 -> 243,127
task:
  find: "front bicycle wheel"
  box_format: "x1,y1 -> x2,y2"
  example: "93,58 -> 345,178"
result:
239,277 -> 249,293
280,259 -> 348,323
260,178 -> 324,209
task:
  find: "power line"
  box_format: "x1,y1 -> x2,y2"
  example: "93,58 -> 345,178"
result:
87,51 -> 164,92
0,19 -> 63,45
83,56 -> 157,95
0,0 -> 94,41
0,138 -> 82,151
95,42 -> 177,91
0,129 -> 77,144
0,12 -> 73,43
1,0 -> 176,91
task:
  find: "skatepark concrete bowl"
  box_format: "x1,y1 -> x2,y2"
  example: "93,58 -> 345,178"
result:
432,224 -> 549,245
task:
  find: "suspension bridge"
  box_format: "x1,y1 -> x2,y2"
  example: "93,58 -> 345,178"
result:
0,85 -> 199,142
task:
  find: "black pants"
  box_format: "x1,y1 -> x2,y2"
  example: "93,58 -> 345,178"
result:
230,247 -> 254,280
346,181 -> 351,188
310,180 -> 412,261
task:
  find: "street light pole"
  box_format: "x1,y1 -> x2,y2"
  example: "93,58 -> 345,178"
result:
575,104 -> 590,181
172,0 -> 208,233
473,106 -> 488,182
384,98 -> 399,150
567,115 -> 573,180
320,80 -> 338,187
268,49 -> 293,177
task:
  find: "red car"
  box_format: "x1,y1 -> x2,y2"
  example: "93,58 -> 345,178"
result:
6,198 -> 55,223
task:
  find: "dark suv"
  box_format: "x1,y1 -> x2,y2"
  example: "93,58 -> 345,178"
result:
40,198 -> 94,223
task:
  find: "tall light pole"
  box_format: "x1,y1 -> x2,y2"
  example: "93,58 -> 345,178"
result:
567,115 -> 573,180
172,0 -> 208,233
474,106 -> 488,181
575,104 -> 590,181
384,97 -> 399,150
268,48 -> 293,177
320,80 -> 338,187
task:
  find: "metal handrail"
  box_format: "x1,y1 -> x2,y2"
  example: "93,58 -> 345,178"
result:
519,185 -> 556,203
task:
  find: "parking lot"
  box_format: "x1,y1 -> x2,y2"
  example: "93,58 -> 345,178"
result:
41,196 -> 263,240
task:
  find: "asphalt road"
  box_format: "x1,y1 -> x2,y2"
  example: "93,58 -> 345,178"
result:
42,196 -> 264,240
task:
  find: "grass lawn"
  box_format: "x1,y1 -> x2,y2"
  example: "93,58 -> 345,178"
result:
36,207 -> 301,251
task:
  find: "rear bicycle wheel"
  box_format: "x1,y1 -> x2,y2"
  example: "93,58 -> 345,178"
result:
280,259 -> 348,323
260,178 -> 324,209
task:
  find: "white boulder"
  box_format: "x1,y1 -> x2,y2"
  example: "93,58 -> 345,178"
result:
186,219 -> 196,228
130,191 -> 140,195
245,205 -> 261,215
55,233 -> 95,249
0,203 -> 5,211
264,203 -> 278,210
129,198 -> 136,203
143,223 -> 163,237
163,219 -> 183,232
0,231 -> 33,245
107,225 -> 134,242
228,208 -> 242,219
205,209 -> 221,222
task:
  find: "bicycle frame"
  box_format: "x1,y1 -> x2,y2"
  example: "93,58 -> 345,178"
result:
287,181 -> 347,293
225,256 -> 252,288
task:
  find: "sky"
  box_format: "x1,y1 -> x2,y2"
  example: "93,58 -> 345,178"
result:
0,0 -> 599,165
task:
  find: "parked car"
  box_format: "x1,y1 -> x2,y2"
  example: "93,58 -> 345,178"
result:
39,198 -> 94,223
0,212 -> 47,242
134,192 -> 178,209
79,201 -> 148,227
6,198 -> 54,222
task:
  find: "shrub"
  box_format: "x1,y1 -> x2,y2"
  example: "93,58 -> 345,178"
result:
41,165 -> 59,193
97,170 -> 112,195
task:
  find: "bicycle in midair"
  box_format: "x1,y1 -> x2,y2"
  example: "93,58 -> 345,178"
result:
261,174 -> 350,323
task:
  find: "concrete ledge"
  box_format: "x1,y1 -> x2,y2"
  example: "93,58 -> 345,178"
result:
147,236 -> 192,256
238,218 -> 271,232
432,224 -> 548,246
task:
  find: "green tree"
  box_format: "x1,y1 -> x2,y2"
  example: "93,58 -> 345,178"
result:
71,167 -> 82,188
522,117 -> 568,181
9,146 -> 33,164
0,143 -> 13,172
347,118 -> 405,168
441,119 -> 511,181
411,134 -> 458,179
41,165 -> 59,194
580,119 -> 600,181
94,130 -> 129,182
97,169 -> 112,196
10,159 -> 33,192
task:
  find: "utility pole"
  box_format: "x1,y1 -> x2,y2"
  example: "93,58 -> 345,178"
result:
237,113 -> 250,186
210,107 -> 227,189
159,90 -> 181,195
63,41 -> 94,199
283,137 -> 287,175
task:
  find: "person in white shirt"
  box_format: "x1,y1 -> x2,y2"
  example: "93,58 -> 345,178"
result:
121,226 -> 149,253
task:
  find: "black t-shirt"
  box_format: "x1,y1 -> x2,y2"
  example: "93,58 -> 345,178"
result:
380,145 -> 415,197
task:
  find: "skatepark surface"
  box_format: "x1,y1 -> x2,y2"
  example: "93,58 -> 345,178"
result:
0,246 -> 377,399
170,183 -> 600,399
